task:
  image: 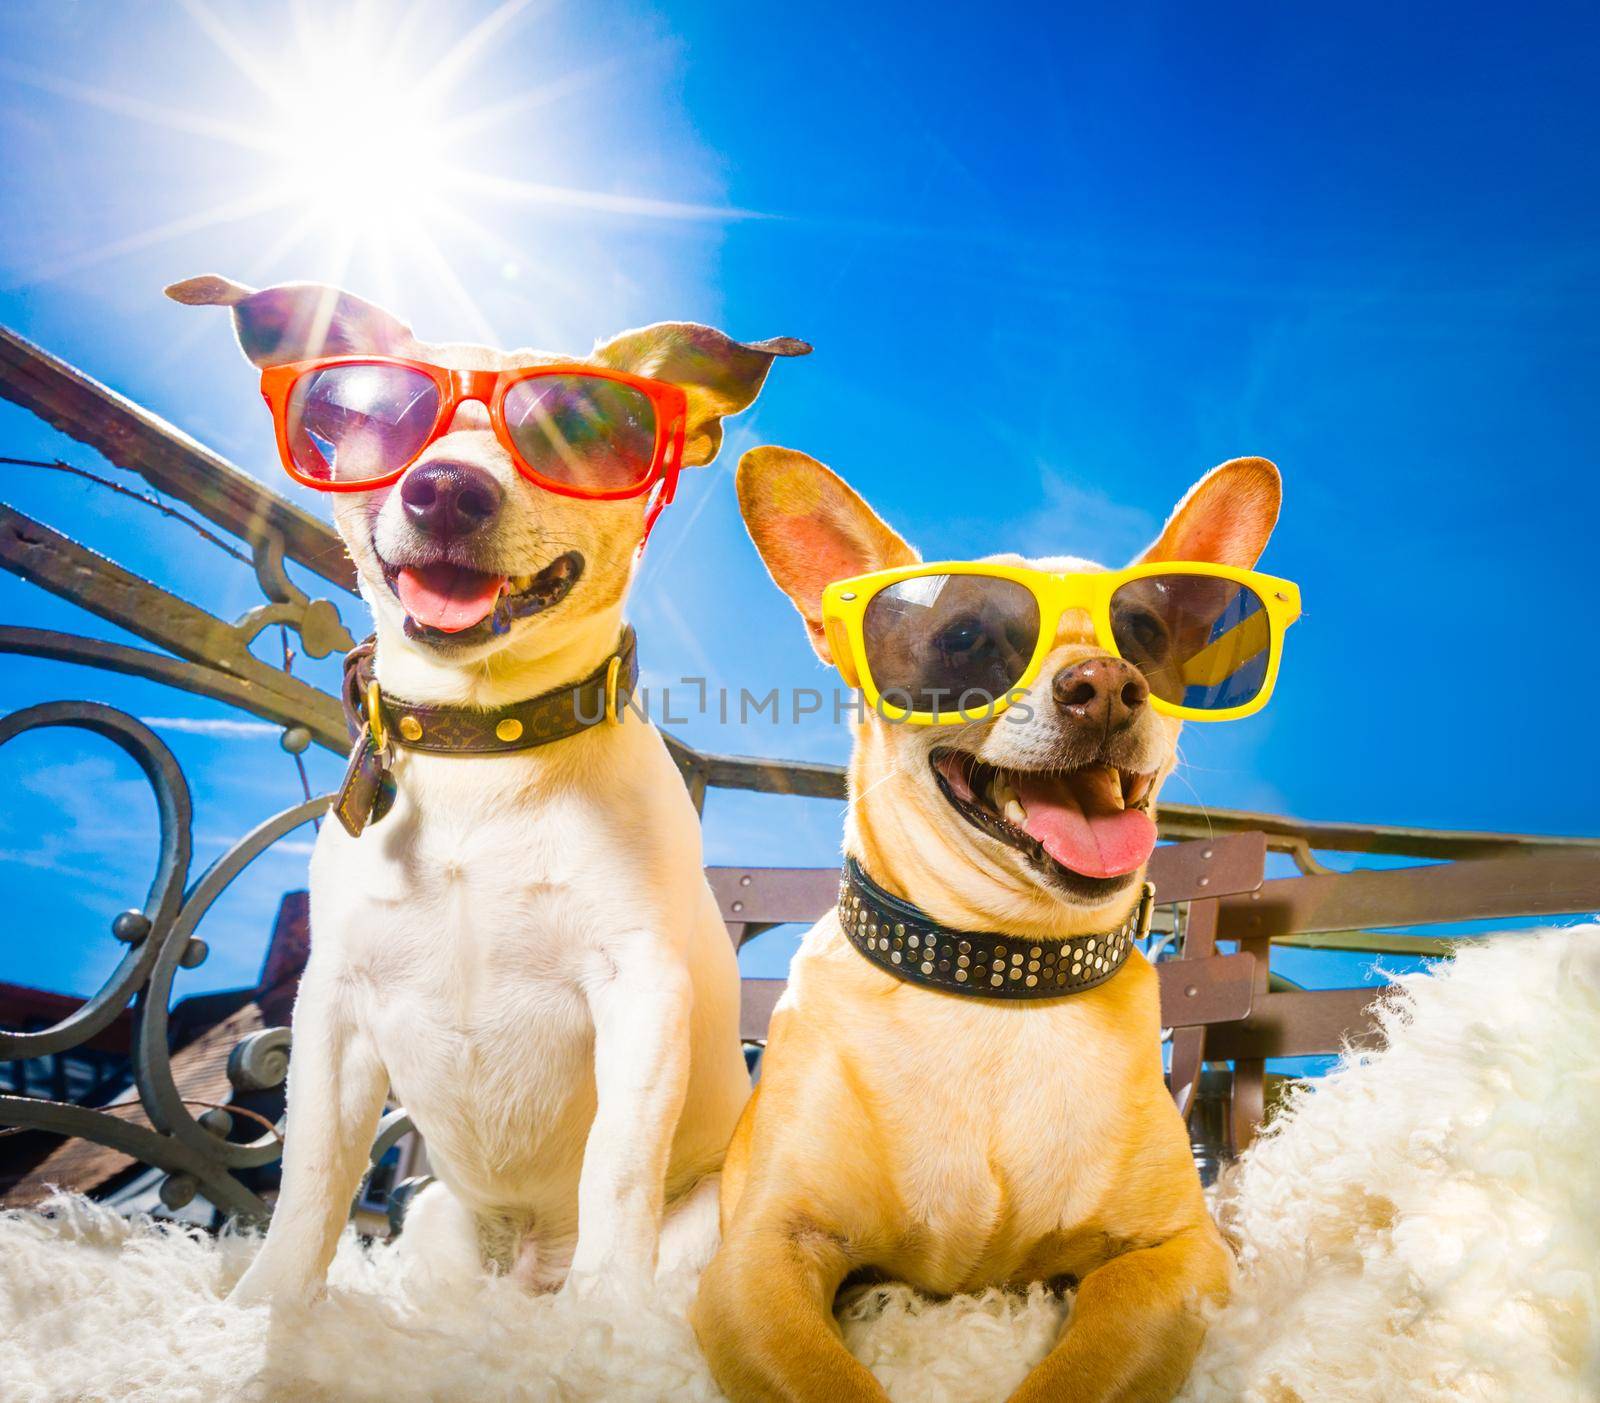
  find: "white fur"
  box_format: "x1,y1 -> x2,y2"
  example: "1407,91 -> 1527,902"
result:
4,925 -> 1594,1401
230,693 -> 750,1305
1179,921 -> 1600,1403
214,314 -> 759,1306
153,286 -> 799,1311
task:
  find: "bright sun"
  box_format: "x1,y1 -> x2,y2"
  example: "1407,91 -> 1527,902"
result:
264,5 -> 459,250
14,0 -> 752,341
274,79 -> 446,242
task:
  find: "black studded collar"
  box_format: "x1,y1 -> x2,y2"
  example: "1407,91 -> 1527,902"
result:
838,857 -> 1152,1000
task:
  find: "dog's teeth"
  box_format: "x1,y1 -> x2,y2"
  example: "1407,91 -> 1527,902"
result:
1125,772 -> 1153,807
1106,772 -> 1126,812
1073,765 -> 1124,812
1003,798 -> 1027,827
991,772 -> 1015,810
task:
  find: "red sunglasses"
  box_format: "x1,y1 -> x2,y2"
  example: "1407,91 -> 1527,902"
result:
259,355 -> 689,535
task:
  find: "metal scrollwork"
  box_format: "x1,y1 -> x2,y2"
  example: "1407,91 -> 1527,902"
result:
0,701 -> 335,1220
228,1027 -> 291,1093
0,702 -> 191,1062
131,794 -> 331,1181
235,531 -> 353,660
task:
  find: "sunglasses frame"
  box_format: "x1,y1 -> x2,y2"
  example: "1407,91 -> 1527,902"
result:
820,560 -> 1302,725
259,354 -> 690,512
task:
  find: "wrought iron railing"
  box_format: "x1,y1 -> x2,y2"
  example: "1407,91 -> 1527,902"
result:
2,324 -> 1595,1221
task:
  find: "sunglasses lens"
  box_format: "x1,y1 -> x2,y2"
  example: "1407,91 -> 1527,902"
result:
501,375 -> 659,493
285,364 -> 440,484
862,574 -> 1040,716
1110,573 -> 1271,711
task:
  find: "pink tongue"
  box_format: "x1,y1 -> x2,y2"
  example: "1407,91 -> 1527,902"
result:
395,564 -> 506,633
1012,772 -> 1157,879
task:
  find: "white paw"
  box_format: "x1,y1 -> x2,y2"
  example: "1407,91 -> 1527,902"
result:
226,1259 -> 320,1310
558,1262 -> 652,1305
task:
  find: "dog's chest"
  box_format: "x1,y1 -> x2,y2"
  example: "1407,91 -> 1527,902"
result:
799,922 -> 1161,1289
877,1002 -> 1128,1187
309,755 -> 653,1187
330,770 -> 605,972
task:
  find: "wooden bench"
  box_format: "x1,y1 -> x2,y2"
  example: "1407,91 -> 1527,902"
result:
708,835 -> 1600,1153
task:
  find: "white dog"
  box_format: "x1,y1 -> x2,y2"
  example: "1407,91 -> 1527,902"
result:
169,275 -> 806,1303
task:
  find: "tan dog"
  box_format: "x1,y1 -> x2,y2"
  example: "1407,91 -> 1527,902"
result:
693,448 -> 1282,1401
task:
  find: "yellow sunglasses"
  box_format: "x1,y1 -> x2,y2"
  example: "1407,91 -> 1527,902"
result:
820,560 -> 1302,725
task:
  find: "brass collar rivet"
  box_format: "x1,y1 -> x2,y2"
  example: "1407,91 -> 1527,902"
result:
604,654 -> 623,725
495,717 -> 524,742
398,715 -> 423,742
364,679 -> 387,752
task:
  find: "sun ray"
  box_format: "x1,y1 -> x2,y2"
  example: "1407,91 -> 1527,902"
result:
435,55 -> 631,144
1,0 -> 742,305
357,216 -> 404,323
413,0 -> 548,106
322,226 -> 362,304
425,204 -> 582,322
403,221 -> 502,346
377,0 -> 443,76
175,0 -> 289,109
22,183 -> 296,285
449,170 -> 766,223
0,60 -> 272,151
243,205 -> 326,285
428,204 -> 526,266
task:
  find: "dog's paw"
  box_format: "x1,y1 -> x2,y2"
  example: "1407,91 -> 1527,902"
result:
558,1263 -> 652,1308
226,1259 -> 321,1311
225,1267 -> 275,1310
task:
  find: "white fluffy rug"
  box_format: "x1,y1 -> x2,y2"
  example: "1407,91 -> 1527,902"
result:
1182,922 -> 1600,1403
3,925 -> 1596,1403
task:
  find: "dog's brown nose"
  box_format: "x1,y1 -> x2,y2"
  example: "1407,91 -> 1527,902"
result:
1052,657 -> 1149,732
400,462 -> 503,539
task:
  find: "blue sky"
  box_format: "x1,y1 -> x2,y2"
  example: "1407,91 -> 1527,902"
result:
0,1 -> 1596,1009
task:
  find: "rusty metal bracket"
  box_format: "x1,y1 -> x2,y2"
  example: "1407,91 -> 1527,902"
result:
0,324 -> 356,592
0,502 -> 348,750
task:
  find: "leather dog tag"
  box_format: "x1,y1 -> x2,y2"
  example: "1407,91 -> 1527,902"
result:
334,724 -> 395,837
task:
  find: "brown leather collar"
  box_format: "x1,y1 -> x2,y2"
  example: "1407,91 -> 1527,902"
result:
340,626 -> 638,754
332,628 -> 639,836
839,857 -> 1152,1000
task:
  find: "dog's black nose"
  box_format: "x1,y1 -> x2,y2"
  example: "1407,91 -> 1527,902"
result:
1052,656 -> 1149,732
399,462 -> 503,539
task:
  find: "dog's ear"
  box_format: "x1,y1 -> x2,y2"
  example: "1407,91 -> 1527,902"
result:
737,446 -> 917,661
165,275 -> 414,368
1137,457 -> 1281,568
593,323 -> 810,469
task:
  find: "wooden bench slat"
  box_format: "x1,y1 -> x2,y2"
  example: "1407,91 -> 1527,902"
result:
706,867 -> 839,926
1202,986 -> 1389,1060
1216,848 -> 1600,940
1147,832 -> 1266,904
1156,952 -> 1256,1027
739,979 -> 786,1044
708,833 -> 1269,931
